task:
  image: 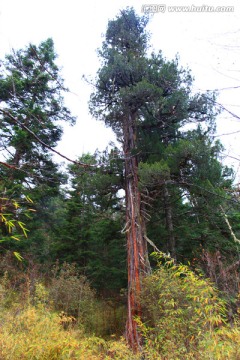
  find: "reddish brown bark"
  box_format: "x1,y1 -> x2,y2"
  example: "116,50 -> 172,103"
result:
123,113 -> 150,351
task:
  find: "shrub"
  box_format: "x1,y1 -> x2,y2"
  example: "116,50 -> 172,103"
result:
0,269 -> 24,311
82,298 -> 126,337
48,262 -> 127,338
199,319 -> 240,359
0,305 -> 137,359
105,337 -> 141,359
0,306 -> 106,359
49,262 -> 95,319
139,253 -> 228,359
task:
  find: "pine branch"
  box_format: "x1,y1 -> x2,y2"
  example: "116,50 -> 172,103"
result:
0,162 -> 19,170
0,108 -> 91,168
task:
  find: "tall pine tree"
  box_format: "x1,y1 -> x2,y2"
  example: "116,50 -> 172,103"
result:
90,8 -> 220,349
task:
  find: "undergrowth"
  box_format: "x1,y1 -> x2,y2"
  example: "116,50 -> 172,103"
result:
139,253 -> 240,359
0,255 -> 239,359
0,305 -> 137,359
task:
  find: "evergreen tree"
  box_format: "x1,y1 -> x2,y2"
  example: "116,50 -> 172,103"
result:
0,38 -> 75,190
90,9 -> 152,348
0,39 -> 75,254
52,149 -> 127,293
90,7 -> 224,349
140,130 -> 234,261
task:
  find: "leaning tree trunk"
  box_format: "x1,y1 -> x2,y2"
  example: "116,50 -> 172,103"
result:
123,112 -> 150,351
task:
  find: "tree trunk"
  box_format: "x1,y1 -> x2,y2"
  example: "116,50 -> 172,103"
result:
123,112 -> 150,351
163,184 -> 176,261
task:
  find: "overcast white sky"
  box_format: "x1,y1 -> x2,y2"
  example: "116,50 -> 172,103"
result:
0,0 -> 240,177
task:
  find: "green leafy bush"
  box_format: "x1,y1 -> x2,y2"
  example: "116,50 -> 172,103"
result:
199,319 -> 240,359
139,253 -> 228,359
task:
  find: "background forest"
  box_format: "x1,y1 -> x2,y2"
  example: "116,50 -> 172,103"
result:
0,8 -> 240,359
